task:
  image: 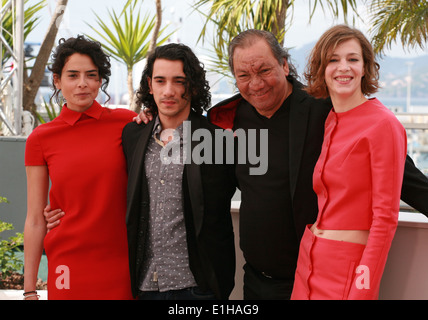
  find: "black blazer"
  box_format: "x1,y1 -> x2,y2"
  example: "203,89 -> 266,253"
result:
122,111 -> 236,299
285,79 -> 331,239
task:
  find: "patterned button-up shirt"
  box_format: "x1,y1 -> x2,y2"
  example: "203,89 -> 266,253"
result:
139,117 -> 197,292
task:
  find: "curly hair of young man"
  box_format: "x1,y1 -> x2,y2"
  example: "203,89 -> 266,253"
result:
135,43 -> 211,115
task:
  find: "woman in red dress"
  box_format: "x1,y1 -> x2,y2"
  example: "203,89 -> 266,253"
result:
23,36 -> 135,300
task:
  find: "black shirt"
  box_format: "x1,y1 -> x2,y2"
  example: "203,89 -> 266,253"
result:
234,96 -> 299,280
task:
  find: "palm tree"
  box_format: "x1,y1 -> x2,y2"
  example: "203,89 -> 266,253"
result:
148,0 -> 163,57
1,0 -> 44,65
193,0 -> 291,77
23,0 -> 68,115
193,0 -> 359,77
368,0 -> 428,54
86,1 -> 173,111
1,0 -> 46,124
194,0 -> 291,46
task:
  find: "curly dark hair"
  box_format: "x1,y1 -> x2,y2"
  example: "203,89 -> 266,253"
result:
48,35 -> 111,104
135,43 -> 211,115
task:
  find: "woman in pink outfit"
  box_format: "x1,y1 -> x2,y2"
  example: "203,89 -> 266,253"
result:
291,25 -> 407,300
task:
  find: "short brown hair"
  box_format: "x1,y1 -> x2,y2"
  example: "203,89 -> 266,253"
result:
304,24 -> 380,99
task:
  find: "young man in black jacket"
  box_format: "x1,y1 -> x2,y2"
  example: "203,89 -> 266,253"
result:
122,43 -> 236,300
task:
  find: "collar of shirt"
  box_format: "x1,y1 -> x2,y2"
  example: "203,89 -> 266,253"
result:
152,116 -> 184,146
59,100 -> 103,126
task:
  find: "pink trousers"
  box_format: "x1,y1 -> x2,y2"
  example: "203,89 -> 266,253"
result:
291,225 -> 366,300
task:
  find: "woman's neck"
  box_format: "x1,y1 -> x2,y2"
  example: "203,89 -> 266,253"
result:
331,92 -> 367,113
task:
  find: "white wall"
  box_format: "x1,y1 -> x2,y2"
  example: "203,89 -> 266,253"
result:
380,212 -> 428,300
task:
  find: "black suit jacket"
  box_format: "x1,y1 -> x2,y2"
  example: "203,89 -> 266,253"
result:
208,79 -> 332,240
284,80 -> 331,239
122,111 -> 236,299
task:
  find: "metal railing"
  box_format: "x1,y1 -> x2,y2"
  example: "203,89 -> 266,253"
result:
0,0 -> 24,136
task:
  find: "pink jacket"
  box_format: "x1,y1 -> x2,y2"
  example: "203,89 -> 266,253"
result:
314,98 -> 407,299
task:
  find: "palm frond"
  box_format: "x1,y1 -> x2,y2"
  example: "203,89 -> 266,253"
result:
1,0 -> 47,64
193,0 -> 360,80
369,0 -> 428,54
86,6 -> 174,69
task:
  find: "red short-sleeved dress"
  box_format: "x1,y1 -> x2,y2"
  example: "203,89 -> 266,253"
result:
25,101 -> 136,300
